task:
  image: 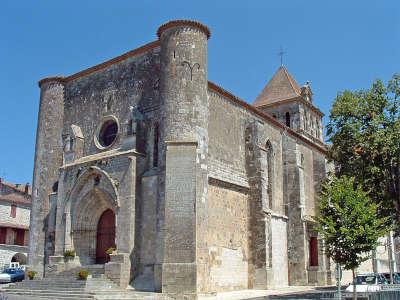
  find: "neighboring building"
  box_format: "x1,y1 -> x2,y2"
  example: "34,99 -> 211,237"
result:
0,179 -> 31,269
29,20 -> 331,298
332,235 -> 398,285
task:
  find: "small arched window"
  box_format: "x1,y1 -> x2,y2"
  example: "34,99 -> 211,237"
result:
153,123 -> 159,168
265,141 -> 274,209
285,112 -> 291,127
272,114 -> 277,119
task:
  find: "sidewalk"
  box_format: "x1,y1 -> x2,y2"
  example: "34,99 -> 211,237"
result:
199,286 -> 334,300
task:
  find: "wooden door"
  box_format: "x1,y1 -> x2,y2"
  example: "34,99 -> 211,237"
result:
96,209 -> 115,264
0,227 -> 6,244
15,229 -> 25,246
309,237 -> 319,267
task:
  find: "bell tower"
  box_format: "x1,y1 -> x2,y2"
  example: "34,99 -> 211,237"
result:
254,66 -> 324,144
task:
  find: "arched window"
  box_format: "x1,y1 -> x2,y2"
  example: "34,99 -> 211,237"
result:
272,114 -> 277,119
265,141 -> 274,209
153,123 -> 159,168
285,112 -> 291,127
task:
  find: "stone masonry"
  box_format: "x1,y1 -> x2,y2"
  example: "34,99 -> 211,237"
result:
29,20 -> 331,299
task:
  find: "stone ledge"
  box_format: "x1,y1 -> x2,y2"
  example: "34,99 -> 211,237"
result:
0,244 -> 28,252
165,140 -> 198,146
60,148 -> 145,169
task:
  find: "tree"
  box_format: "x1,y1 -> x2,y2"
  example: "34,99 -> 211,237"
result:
316,176 -> 389,300
327,74 -> 400,234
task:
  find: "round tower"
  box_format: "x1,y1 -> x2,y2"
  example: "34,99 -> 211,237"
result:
158,20 -> 210,141
157,20 -> 210,297
29,77 -> 65,276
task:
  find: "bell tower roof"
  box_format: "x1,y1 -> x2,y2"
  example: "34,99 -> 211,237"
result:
254,66 -> 301,107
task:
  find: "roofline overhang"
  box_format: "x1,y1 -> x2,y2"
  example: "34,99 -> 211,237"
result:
208,81 -> 327,154
38,40 -> 161,86
256,96 -> 325,117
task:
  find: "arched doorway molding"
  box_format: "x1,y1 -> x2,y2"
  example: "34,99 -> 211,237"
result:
62,166 -> 119,265
11,253 -> 27,265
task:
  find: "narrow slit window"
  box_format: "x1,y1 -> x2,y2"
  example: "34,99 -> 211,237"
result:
285,112 -> 291,127
153,124 -> 159,167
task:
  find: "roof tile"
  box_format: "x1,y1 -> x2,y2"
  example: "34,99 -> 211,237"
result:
254,66 -> 301,107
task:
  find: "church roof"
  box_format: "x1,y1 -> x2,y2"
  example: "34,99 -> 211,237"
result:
254,66 -> 302,107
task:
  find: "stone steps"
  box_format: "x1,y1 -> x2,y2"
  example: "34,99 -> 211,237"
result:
1,288 -> 95,299
3,288 -> 170,300
95,291 -> 173,300
1,266 -> 171,300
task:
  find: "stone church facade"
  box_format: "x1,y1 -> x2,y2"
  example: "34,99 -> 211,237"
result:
29,20 -> 330,298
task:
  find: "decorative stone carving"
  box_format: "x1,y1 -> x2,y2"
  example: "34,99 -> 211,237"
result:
181,61 -> 200,81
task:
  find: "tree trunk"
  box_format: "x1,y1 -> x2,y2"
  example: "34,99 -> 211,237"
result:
352,268 -> 357,300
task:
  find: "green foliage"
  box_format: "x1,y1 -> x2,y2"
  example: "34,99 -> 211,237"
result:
77,269 -> 89,280
106,247 -> 116,255
64,249 -> 76,259
327,74 -> 400,234
316,176 -> 390,270
27,270 -> 37,280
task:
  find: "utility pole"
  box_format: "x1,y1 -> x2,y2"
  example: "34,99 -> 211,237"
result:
336,263 -> 342,300
388,232 -> 395,284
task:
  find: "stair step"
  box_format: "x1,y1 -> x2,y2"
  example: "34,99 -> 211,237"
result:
2,289 -> 94,299
9,286 -> 87,291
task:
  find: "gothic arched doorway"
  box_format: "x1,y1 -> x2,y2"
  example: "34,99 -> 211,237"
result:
96,209 -> 116,264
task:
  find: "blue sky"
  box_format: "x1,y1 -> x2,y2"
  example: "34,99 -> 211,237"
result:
1,0 -> 399,184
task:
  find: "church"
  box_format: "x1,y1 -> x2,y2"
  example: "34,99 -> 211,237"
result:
29,20 -> 331,298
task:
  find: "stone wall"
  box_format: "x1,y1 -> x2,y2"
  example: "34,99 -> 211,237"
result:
297,144 -> 315,218
261,102 -> 301,131
63,47 -> 161,159
270,216 -> 289,287
201,180 -> 249,292
0,202 -> 30,227
0,244 -> 28,270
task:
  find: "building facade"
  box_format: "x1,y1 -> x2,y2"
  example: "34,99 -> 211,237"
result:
30,20 -> 332,298
0,179 -> 31,269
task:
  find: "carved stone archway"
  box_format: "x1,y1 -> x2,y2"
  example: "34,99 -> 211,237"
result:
62,166 -> 119,265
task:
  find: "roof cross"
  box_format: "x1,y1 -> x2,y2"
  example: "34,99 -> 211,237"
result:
278,46 -> 286,66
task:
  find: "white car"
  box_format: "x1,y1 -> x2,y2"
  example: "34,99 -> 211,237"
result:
345,273 -> 387,292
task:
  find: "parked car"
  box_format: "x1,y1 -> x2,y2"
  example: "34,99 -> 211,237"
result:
381,272 -> 400,284
345,273 -> 388,292
0,268 -> 25,283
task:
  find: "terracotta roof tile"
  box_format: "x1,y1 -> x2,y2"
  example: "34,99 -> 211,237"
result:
0,194 -> 31,206
254,66 -> 301,107
0,180 -> 31,195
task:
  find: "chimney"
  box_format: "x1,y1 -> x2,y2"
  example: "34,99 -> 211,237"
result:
25,183 -> 30,194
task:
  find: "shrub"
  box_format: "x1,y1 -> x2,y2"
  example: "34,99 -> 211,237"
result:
77,269 -> 89,280
105,247 -> 116,255
64,249 -> 76,259
27,270 -> 37,280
